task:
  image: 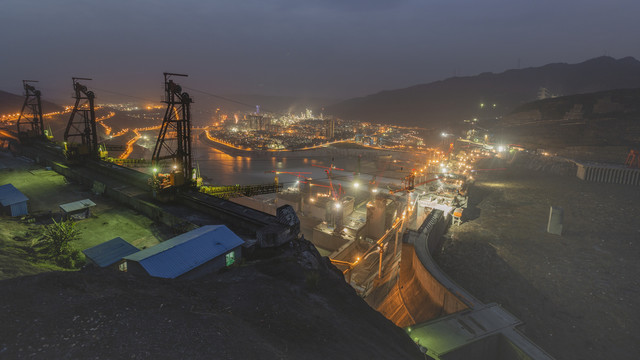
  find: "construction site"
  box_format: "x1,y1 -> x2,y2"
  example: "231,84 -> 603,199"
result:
3,73 -> 640,359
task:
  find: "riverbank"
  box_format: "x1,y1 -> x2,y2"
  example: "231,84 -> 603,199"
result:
199,130 -> 423,160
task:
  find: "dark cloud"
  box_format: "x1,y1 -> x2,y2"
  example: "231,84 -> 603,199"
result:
1,0 -> 639,102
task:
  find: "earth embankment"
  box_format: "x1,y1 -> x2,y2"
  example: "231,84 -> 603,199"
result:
436,166 -> 640,360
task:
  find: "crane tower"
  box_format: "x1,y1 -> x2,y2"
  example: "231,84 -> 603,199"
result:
16,80 -> 44,139
152,73 -> 193,186
64,78 -> 99,160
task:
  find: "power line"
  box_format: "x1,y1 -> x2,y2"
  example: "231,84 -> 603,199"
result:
90,86 -> 156,103
182,86 -> 273,113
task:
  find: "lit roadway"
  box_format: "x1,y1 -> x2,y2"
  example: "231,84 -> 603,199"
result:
205,129 -> 387,152
117,125 -> 206,159
96,112 -> 116,135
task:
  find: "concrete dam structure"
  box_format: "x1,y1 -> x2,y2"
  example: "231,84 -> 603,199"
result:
374,210 -> 553,360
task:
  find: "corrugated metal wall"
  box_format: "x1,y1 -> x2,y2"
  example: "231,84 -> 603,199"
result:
10,201 -> 28,217
577,164 -> 640,186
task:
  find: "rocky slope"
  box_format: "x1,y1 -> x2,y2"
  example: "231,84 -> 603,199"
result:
497,88 -> 640,152
0,238 -> 423,359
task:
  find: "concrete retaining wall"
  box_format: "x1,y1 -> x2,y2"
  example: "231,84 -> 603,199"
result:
105,186 -> 195,231
230,196 -> 277,216
45,161 -> 196,232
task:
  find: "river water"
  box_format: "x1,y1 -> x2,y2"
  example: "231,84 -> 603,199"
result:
190,134 -> 419,187
132,130 -> 423,188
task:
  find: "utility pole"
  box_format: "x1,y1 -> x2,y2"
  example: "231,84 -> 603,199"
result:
378,246 -> 383,279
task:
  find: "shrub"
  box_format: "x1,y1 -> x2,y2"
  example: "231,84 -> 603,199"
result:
41,219 -> 82,268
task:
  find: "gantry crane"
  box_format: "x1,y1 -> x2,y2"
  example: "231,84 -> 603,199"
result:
16,80 -> 44,140
389,173 -> 441,194
64,78 -> 99,161
265,170 -> 312,188
152,73 -> 193,188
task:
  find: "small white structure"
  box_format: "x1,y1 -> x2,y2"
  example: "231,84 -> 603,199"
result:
0,184 -> 29,217
60,199 -> 96,220
547,206 -> 563,235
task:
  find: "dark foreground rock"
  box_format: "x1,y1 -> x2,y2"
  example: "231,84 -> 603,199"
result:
0,239 -> 422,359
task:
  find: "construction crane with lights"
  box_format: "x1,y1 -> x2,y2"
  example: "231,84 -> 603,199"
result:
625,149 -> 639,169
16,80 -> 44,140
64,78 -> 100,161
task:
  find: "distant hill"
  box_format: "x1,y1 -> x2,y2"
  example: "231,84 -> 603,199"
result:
326,56 -> 640,129
497,88 -> 640,150
0,89 -> 63,115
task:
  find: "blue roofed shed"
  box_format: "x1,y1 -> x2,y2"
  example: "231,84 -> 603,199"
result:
0,184 -> 29,217
82,237 -> 140,268
123,225 -> 244,279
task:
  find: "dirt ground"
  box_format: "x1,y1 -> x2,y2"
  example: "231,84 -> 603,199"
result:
0,239 -> 423,359
0,152 -> 173,279
436,167 -> 640,360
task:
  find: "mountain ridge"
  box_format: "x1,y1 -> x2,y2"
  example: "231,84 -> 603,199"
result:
326,56 -> 640,128
0,89 -> 63,116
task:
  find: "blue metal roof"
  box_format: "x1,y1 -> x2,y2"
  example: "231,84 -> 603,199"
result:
82,237 -> 140,267
0,184 -> 29,206
124,225 -> 244,279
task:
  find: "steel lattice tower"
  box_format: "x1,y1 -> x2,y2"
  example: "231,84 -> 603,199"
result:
16,80 -> 44,138
152,72 -> 193,183
64,78 -> 99,160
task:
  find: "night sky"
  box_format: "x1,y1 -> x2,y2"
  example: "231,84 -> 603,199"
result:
2,0 -> 639,102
